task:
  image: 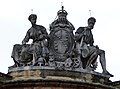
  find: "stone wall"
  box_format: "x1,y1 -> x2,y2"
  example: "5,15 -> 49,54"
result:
1,79 -> 116,89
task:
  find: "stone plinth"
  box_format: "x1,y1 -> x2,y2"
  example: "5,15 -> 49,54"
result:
5,66 -> 116,89
8,66 -> 111,84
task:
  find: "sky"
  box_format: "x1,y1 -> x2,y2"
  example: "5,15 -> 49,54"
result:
0,0 -> 120,82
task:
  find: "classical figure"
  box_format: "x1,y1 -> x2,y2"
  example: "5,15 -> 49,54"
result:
11,14 -> 49,66
75,17 -> 113,76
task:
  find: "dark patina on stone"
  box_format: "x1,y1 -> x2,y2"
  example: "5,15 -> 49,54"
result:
8,6 -> 114,89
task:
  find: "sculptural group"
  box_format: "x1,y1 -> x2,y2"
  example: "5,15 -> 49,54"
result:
11,6 -> 113,77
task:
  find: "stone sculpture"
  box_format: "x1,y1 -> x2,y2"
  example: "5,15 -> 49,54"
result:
49,6 -> 76,68
75,17 -> 113,76
10,6 -> 113,77
11,14 -> 49,67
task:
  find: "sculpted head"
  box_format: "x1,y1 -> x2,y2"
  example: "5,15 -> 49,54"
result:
87,17 -> 96,29
28,14 -> 37,25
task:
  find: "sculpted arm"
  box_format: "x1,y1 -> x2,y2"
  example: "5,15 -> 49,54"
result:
75,27 -> 84,41
22,30 -> 30,44
41,26 -> 49,39
43,27 -> 48,35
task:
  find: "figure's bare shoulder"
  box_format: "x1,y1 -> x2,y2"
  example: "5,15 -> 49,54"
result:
76,27 -> 84,33
36,25 -> 46,30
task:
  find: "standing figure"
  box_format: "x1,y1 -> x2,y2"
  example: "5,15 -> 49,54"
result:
75,17 -> 113,76
20,14 -> 49,66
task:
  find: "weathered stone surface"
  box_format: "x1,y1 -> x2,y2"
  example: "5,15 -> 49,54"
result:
7,5 -> 116,89
109,81 -> 120,88
10,6 -> 113,78
1,79 -> 116,89
8,67 -> 111,84
0,72 -> 12,82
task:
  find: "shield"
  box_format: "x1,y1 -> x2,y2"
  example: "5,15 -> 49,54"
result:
49,27 -> 74,62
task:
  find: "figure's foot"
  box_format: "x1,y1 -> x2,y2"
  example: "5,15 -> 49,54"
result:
102,71 -> 114,77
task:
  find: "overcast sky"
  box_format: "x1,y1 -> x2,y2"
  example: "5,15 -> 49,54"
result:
0,0 -> 120,81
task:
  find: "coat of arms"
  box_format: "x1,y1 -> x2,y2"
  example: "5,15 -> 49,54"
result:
49,6 -> 75,62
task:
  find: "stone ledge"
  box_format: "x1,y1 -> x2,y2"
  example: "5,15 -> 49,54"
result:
8,67 -> 111,84
8,66 -> 110,78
